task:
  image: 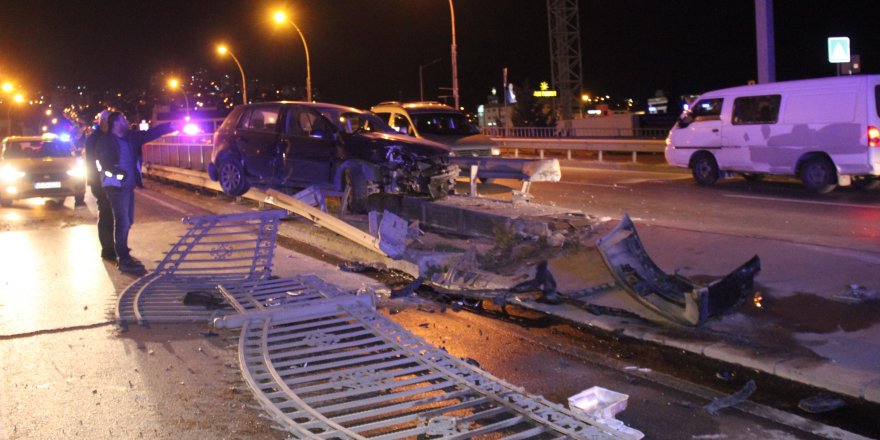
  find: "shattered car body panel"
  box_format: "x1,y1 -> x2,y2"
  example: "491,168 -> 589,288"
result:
596,214 -> 760,326
208,101 -> 458,199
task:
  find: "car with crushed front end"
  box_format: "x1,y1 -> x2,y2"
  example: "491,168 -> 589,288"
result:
371,101 -> 500,157
0,134 -> 86,207
208,101 -> 458,211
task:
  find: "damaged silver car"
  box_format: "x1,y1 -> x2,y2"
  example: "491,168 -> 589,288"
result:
208,102 -> 458,211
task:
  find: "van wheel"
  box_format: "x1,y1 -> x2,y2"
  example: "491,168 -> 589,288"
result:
691,153 -> 719,186
218,157 -> 250,196
801,158 -> 836,194
853,177 -> 880,190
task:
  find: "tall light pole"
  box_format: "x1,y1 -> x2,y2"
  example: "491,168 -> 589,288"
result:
448,0 -> 459,110
273,11 -> 312,102
217,45 -> 248,104
167,78 -> 190,118
419,58 -> 442,102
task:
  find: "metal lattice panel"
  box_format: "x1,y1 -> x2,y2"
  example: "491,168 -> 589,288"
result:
115,210 -> 287,324
214,276 -> 633,439
547,0 -> 584,120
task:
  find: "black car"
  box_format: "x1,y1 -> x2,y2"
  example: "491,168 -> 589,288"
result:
208,102 -> 458,210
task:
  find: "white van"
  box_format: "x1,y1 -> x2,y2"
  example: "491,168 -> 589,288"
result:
665,75 -> 880,193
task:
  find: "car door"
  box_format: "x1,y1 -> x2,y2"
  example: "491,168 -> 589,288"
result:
672,98 -> 724,151
277,106 -> 336,185
236,105 -> 282,180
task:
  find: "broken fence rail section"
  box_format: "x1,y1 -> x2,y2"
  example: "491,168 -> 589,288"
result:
116,210 -> 286,324
596,214 -> 761,326
214,275 -> 643,439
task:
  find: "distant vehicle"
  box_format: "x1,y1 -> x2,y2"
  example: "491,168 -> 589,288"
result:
0,134 -> 86,207
208,101 -> 458,211
372,101 -> 500,157
665,75 -> 880,193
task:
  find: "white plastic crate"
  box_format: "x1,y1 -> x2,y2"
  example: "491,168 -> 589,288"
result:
568,386 -> 630,420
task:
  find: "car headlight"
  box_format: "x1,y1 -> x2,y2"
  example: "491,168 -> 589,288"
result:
491,147 -> 501,156
67,159 -> 86,178
0,164 -> 25,183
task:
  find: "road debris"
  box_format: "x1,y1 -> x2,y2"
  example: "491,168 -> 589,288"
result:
798,393 -> 847,413
831,284 -> 879,304
704,380 -> 757,415
597,214 -> 761,326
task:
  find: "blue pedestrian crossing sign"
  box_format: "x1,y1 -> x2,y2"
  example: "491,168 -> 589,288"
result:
828,37 -> 851,63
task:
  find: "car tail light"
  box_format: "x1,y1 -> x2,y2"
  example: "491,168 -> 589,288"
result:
869,126 -> 880,147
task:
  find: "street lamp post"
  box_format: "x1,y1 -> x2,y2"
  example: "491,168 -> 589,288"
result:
168,78 -> 190,118
419,58 -> 442,102
217,45 -> 248,104
448,0 -> 459,110
273,11 -> 312,102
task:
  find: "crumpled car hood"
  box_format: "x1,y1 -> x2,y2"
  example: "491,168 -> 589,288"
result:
355,132 -> 451,158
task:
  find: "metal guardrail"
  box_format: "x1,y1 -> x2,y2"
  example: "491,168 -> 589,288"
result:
492,137 -> 666,163
482,126 -> 669,139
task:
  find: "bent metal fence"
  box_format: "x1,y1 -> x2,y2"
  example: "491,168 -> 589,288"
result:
116,212 -> 641,439
115,210 -> 286,324
213,275 -> 639,439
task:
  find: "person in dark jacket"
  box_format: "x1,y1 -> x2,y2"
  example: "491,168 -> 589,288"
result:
84,110 -> 114,260
95,111 -> 177,274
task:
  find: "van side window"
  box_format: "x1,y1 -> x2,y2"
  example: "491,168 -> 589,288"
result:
732,95 -> 781,125
691,99 -> 723,122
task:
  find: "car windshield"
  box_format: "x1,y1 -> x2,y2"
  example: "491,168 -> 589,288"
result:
412,112 -> 479,135
317,107 -> 397,135
2,140 -> 75,159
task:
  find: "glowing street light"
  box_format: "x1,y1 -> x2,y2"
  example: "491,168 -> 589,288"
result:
273,10 -> 312,102
217,44 -> 248,104
2,83 -> 12,94
167,78 -> 190,118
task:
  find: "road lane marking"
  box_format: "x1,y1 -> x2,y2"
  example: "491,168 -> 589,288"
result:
137,189 -> 192,215
723,194 -> 880,210
558,181 -> 628,189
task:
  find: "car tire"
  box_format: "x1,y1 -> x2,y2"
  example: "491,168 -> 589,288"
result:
691,152 -> 720,186
74,194 -> 86,206
344,168 -> 369,214
217,157 -> 250,196
801,157 -> 836,194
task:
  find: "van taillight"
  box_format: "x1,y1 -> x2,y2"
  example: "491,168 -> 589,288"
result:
870,126 -> 880,147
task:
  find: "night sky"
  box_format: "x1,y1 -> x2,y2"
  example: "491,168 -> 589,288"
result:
0,0 -> 876,110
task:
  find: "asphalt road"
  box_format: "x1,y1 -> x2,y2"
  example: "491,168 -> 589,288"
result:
513,165 -> 880,253
0,180 -> 855,439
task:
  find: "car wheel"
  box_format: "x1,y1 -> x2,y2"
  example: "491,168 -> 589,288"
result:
217,157 -> 250,196
691,153 -> 719,186
852,176 -> 880,190
74,194 -> 86,206
801,157 -> 837,194
344,168 -> 369,214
